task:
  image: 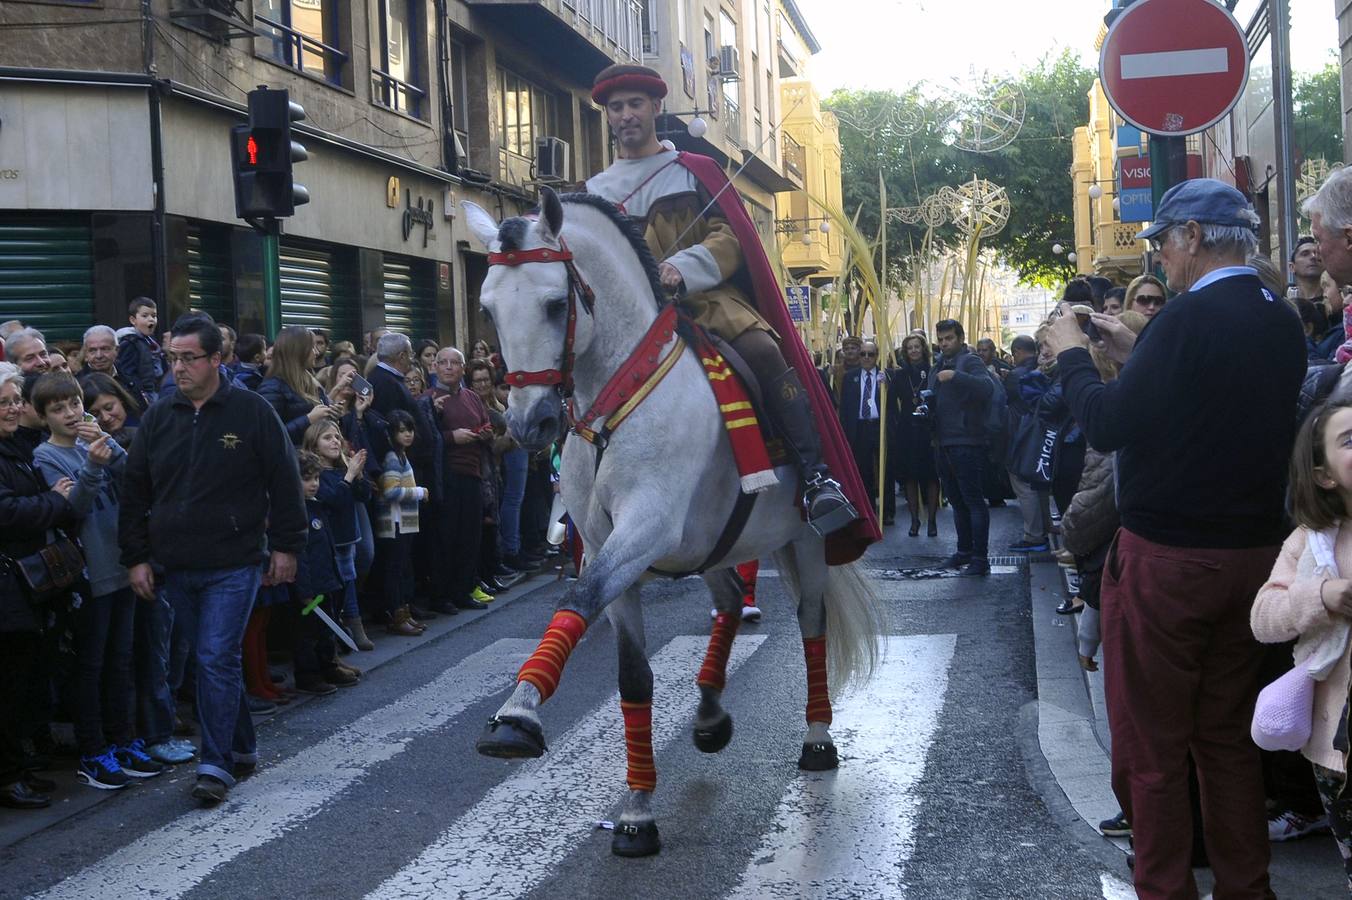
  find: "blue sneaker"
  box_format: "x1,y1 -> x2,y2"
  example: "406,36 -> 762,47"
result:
1009,539 -> 1049,552
78,749 -> 130,790
115,738 -> 166,778
145,739 -> 194,765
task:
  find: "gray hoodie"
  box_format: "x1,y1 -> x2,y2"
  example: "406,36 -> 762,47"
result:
33,438 -> 130,598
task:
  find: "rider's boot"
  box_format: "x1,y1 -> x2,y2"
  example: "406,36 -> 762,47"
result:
764,368 -> 859,536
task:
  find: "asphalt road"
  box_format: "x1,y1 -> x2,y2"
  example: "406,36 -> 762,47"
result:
3,509 -> 1138,899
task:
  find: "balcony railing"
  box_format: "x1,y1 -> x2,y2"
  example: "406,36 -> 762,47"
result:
371,70 -> 427,118
554,0 -> 644,62
256,14 -> 349,83
725,98 -> 742,147
782,133 -> 805,181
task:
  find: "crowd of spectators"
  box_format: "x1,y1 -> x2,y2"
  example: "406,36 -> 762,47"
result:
823,174 -> 1352,897
0,302 -> 560,808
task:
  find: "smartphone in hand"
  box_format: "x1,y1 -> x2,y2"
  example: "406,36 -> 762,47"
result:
350,374 -> 373,398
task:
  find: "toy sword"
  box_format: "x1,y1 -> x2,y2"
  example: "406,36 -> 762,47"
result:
301,594 -> 360,653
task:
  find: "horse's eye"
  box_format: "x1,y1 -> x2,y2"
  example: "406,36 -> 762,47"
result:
544,297 -> 568,317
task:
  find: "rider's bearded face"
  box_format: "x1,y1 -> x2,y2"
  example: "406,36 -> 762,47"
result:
606,91 -> 660,153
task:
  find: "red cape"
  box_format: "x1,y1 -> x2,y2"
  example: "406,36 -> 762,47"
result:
676,152 -> 881,564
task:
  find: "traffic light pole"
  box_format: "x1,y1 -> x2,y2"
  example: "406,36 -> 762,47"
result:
1148,135 -> 1187,211
261,218 -> 282,340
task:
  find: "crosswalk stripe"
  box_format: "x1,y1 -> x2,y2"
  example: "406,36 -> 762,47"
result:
725,634 -> 959,900
1100,873 -> 1137,899
32,638 -> 539,900
367,634 -> 768,900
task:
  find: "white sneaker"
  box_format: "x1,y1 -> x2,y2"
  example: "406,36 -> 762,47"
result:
1268,809 -> 1330,842
741,605 -> 762,623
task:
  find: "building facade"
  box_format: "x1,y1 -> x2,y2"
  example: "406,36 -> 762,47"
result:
0,0 -> 642,347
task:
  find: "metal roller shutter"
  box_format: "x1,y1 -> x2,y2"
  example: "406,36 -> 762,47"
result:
381,256 -> 438,341
278,241 -> 359,343
0,216 -> 94,342
185,222 -> 234,325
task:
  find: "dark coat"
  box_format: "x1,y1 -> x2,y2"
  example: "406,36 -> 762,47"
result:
116,332 -> 163,404
837,366 -> 894,447
118,377 -> 308,571
258,376 -> 329,446
369,364 -> 437,495
1061,449 -> 1118,558
0,436 -> 78,631
932,346 -> 990,448
294,498 -> 343,602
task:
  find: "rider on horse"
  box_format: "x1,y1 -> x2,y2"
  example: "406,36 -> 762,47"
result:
585,63 -> 858,537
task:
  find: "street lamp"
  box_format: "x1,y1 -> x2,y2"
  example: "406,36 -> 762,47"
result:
1052,242 -> 1065,255
1088,183 -> 1104,201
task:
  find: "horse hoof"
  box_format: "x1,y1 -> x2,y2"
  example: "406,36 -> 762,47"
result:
797,741 -> 839,771
692,712 -> 733,754
476,715 -> 546,759
611,820 -> 661,857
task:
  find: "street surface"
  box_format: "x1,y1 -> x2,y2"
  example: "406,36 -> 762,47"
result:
0,512 -> 1201,899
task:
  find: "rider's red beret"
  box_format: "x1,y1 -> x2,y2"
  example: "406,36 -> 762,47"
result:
591,64 -> 668,105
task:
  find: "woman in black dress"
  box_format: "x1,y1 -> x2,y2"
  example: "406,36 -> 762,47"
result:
889,334 -> 941,536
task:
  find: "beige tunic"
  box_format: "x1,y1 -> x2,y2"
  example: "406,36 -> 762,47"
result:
586,150 -> 772,340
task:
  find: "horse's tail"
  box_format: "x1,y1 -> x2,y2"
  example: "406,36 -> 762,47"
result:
778,558 -> 888,693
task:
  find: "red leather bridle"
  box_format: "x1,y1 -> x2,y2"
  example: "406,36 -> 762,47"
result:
487,239 -> 595,394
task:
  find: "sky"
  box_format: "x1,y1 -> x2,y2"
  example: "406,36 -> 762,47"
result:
794,0 -> 1340,94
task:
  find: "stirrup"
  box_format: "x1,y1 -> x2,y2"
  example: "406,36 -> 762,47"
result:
802,474 -> 858,536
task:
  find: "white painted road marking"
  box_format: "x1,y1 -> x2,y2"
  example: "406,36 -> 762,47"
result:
1101,873 -> 1139,899
367,634 -> 767,900
726,634 -> 958,900
1120,48 -> 1228,80
33,639 -> 539,900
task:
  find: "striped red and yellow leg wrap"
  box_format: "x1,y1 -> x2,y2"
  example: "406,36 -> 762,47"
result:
697,611 -> 740,692
517,609 -> 588,702
621,700 -> 657,792
803,635 -> 833,726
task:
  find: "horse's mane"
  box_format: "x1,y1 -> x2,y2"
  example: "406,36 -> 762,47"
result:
495,193 -> 665,304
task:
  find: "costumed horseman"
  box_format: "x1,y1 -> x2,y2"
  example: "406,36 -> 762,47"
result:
585,64 -> 859,536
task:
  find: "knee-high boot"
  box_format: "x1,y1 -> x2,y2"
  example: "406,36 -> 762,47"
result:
763,368 -> 858,535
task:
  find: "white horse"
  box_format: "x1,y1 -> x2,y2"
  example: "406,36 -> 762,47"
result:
463,187 -> 885,858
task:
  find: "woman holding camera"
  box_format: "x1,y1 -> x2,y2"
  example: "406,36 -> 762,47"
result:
890,334 -> 941,537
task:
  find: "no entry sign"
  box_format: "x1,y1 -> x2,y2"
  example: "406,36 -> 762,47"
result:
1099,0 -> 1249,136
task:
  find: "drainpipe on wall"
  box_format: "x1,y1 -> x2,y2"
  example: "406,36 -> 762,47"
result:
1269,0 -> 1296,279
142,0 -> 170,313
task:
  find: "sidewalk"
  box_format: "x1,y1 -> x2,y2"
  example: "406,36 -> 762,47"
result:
0,561 -> 566,852
1029,553 -> 1346,897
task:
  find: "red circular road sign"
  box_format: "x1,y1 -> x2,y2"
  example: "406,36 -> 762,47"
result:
1099,0 -> 1249,136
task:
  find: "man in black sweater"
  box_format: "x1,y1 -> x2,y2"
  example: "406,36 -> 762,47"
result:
1046,179 -> 1305,900
120,313 -> 306,806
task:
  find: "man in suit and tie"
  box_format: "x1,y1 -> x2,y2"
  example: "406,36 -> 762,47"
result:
838,340 -> 896,523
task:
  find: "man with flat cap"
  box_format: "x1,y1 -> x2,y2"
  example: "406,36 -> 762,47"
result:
1045,179 -> 1305,899
585,63 -> 875,552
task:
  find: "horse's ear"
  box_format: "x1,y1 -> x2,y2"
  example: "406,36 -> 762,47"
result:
462,201 -> 500,249
538,186 -> 564,246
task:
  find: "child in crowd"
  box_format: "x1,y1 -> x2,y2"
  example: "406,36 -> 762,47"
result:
1252,397 -> 1352,885
375,410 -> 428,636
116,297 -> 164,407
231,334 -> 268,392
30,373 -> 169,789
291,451 -> 358,694
80,373 -> 141,448
303,420 -> 374,654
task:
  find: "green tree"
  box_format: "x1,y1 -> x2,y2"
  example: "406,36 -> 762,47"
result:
827,50 -> 1095,286
1293,58 -> 1343,169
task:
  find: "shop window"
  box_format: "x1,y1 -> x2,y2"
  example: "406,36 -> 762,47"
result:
255,0 -> 350,86
371,0 -> 424,118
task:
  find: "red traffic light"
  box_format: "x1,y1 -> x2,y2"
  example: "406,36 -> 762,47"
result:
246,134 -> 259,166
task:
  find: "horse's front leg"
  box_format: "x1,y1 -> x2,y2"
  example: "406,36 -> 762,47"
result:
692,567 -> 744,754
476,516 -> 675,760
606,586 -> 661,857
776,541 -> 839,771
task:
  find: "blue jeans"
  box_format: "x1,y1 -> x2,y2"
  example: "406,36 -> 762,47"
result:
135,588 -> 183,746
498,448 -> 528,556
72,588 -> 136,755
939,445 -> 990,558
164,565 -> 263,786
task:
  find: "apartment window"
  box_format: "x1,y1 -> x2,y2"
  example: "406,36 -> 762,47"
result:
255,0 -> 349,85
371,0 -> 424,117
498,67 -> 558,183
450,40 -> 471,147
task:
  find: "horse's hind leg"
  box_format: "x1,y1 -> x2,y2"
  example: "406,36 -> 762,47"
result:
775,540 -> 839,771
692,568 -> 744,754
608,586 -> 661,857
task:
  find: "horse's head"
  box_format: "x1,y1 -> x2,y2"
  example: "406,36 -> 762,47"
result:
463,188 -> 577,450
